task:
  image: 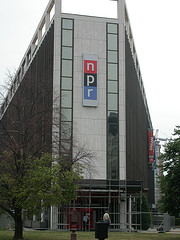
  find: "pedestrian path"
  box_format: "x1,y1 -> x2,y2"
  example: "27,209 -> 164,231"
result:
169,228 -> 180,234
143,228 -> 180,234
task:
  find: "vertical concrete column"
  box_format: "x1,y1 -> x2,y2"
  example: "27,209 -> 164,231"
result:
50,0 -> 62,230
45,12 -> 50,30
129,195 -> 132,230
50,206 -> 58,230
52,0 -> 62,155
25,55 -> 28,70
120,201 -> 127,230
118,0 -> 126,181
38,29 -> 42,43
31,41 -> 36,55
118,0 -> 127,230
117,0 -> 125,20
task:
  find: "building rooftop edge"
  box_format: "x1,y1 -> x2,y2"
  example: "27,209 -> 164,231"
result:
0,0 -> 153,129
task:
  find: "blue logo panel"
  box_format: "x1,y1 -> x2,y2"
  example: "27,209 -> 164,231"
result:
84,86 -> 97,100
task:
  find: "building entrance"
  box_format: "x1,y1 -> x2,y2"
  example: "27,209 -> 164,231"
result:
57,179 -> 142,231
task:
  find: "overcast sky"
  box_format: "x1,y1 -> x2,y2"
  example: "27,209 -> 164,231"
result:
0,0 -> 179,139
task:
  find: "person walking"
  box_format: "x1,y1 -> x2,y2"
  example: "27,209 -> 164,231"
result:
83,213 -> 89,231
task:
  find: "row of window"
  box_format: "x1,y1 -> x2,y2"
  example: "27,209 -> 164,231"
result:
60,19 -> 74,154
107,23 -> 119,180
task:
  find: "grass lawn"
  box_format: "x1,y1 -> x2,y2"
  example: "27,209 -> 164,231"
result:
0,230 -> 179,240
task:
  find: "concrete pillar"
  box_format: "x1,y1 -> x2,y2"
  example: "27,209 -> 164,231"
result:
117,0 -> 125,22
117,0 -> 126,181
51,0 -> 62,230
52,0 -> 62,155
120,201 -> 126,230
45,12 -> 50,30
31,43 -> 36,55
38,29 -> 42,43
50,206 -> 58,230
129,195 -> 132,230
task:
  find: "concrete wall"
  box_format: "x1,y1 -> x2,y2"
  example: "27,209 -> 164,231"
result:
72,15 -> 112,179
57,13 -> 123,180
0,214 -> 14,229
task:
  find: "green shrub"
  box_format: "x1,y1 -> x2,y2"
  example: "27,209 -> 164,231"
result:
136,194 -> 151,230
141,194 -> 151,230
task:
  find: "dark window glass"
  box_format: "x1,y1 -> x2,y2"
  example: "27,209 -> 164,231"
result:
107,141 -> 118,156
60,140 -> 71,153
108,109 -> 118,138
108,111 -> 118,124
107,157 -> 119,179
108,111 -> 118,118
108,160 -> 119,179
108,123 -> 119,138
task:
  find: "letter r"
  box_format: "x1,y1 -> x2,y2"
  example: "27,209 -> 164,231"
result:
88,89 -> 93,97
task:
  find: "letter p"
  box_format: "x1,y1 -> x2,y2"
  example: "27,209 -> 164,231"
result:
87,75 -> 95,86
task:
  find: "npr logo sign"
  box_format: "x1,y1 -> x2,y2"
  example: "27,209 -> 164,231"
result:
83,55 -> 98,107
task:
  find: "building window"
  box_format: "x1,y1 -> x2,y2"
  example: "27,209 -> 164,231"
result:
60,18 -> 74,155
107,23 -> 119,180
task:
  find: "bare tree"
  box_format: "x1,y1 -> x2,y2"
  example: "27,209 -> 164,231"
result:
0,70 -> 94,240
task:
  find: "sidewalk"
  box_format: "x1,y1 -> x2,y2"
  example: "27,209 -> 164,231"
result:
143,228 -> 180,234
168,228 -> 180,234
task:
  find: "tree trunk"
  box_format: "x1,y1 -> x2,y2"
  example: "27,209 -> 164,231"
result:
13,208 -> 23,240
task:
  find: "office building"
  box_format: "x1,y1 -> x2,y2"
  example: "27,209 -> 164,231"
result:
0,0 -> 154,230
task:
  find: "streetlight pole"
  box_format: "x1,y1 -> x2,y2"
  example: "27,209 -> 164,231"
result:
70,199 -> 78,240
